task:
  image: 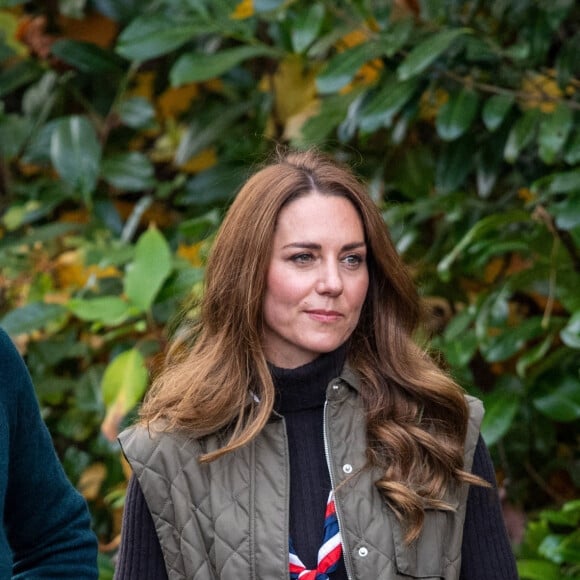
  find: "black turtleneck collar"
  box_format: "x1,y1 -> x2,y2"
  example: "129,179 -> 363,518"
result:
269,345 -> 347,414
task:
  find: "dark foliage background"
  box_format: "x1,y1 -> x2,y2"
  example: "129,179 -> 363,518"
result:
0,0 -> 578,577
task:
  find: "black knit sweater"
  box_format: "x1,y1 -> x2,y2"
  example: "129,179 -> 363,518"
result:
114,350 -> 518,579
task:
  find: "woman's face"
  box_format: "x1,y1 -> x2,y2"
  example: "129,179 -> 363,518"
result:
262,193 -> 369,368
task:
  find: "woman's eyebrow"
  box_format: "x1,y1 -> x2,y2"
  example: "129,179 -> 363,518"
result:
281,241 -> 366,250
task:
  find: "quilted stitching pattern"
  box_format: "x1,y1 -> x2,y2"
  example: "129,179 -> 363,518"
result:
121,427 -> 254,579
119,387 -> 483,580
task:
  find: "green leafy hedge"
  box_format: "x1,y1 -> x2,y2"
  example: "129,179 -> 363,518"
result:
1,0 -> 578,573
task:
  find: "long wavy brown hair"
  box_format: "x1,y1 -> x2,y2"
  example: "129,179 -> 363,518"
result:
140,148 -> 486,542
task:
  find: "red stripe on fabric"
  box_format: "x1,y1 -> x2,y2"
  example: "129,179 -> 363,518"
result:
325,499 -> 336,518
318,544 -> 342,571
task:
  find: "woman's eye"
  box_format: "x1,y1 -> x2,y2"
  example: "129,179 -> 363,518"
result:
291,253 -> 314,264
343,254 -> 364,267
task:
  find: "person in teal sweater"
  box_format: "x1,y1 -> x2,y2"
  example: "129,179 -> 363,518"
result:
0,327 -> 98,579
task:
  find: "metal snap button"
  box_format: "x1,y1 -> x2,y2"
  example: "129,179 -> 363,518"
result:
358,546 -> 368,557
342,463 -> 353,474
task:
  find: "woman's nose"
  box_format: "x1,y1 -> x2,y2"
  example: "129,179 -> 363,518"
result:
315,263 -> 343,296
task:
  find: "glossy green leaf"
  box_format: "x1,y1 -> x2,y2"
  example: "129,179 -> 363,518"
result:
560,311 -> 580,349
437,210 -> 530,280
376,19 -> 414,57
436,88 -> 479,141
179,165 -> 244,207
254,0 -> 285,11
50,116 -> 102,201
101,348 -> 148,440
556,32 -> 580,86
564,129 -> 580,164
534,373 -> 580,422
531,168 -> 580,198
67,296 -> 131,326
538,103 -> 573,164
101,152 -> 155,191
516,334 -> 554,377
175,102 -> 251,164
124,225 -> 172,311
116,16 -> 214,61
0,60 -> 43,98
317,43 -> 383,94
389,146 -> 435,200
556,530 -> 580,564
482,94 -> 514,132
481,388 -> 520,446
549,193 -> 580,231
541,503 -> 580,527
558,270 -> 580,312
90,0 -> 142,23
539,534 -> 568,564
434,136 -> 473,195
170,45 -> 279,86
294,92 -> 359,147
0,302 -> 67,336
546,168 -> 580,194
358,77 -> 420,132
101,348 -> 148,406
116,97 -> 156,129
517,559 -> 561,580
0,114 -> 32,160
480,317 -> 545,363
291,4 -> 325,54
504,109 -> 539,163
442,333 -> 478,367
178,208 -> 222,241
397,28 -> 468,81
50,39 -> 124,73
476,132 -> 505,198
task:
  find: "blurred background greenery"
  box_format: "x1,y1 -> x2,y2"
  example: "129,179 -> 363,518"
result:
0,0 -> 579,577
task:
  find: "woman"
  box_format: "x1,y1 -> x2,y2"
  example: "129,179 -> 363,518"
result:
115,149 -> 518,579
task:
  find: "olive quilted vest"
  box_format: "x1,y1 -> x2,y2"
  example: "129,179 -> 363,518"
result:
119,369 -> 483,580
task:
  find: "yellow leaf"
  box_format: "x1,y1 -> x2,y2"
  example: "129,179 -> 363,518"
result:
157,83 -> 200,120
78,462 -> 107,501
54,250 -> 89,289
150,118 -> 181,162
0,12 -> 27,56
177,241 -> 204,266
339,59 -> 382,94
338,29 -> 369,49
283,99 -> 321,141
419,87 -> 449,121
59,209 -> 91,223
335,26 -> 383,94
203,78 -> 224,93
483,257 -> 504,283
231,0 -> 254,20
114,200 -> 178,228
58,11 -> 118,48
517,187 -> 535,203
273,56 -> 319,124
128,71 -> 156,101
520,72 -> 562,113
178,146 -> 218,174
54,249 -> 121,290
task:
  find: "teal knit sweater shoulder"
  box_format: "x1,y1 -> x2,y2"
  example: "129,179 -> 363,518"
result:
0,328 -> 98,579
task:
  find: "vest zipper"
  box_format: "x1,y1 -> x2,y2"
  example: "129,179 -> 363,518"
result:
323,398 -> 355,580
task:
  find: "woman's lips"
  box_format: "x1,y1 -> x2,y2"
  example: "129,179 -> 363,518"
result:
306,309 -> 343,322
